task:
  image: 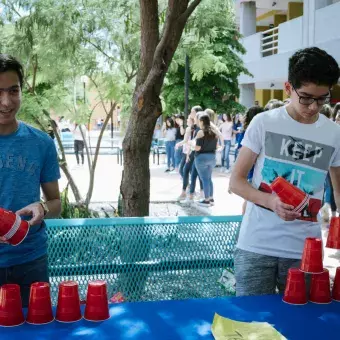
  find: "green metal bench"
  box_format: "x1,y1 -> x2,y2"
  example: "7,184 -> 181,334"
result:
46,215 -> 241,305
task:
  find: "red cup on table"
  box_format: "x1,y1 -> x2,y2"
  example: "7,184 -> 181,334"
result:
332,267 -> 340,302
282,268 -> 307,305
0,208 -> 29,246
56,281 -> 82,323
0,284 -> 25,327
84,280 -> 110,322
300,237 -> 324,274
270,177 -> 309,213
26,282 -> 54,325
326,217 -> 340,249
309,269 -> 331,304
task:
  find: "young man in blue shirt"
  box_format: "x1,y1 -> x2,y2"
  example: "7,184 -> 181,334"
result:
0,54 -> 61,306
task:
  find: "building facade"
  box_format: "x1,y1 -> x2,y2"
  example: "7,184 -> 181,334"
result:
235,0 -> 340,108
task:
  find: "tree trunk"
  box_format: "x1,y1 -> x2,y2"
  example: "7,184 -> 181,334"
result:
85,104 -> 116,207
120,0 -> 202,217
45,111 -> 83,203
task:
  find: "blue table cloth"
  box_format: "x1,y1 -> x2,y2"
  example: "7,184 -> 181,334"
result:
1,294 -> 340,339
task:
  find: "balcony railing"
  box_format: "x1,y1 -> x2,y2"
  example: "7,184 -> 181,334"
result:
261,27 -> 278,57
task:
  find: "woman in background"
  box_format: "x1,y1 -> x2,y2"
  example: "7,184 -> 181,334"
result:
162,117 -> 177,172
195,114 -> 218,207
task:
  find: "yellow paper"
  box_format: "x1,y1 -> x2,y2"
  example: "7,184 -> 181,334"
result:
211,313 -> 287,340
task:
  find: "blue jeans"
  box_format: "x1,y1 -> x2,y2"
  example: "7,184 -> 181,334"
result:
195,153 -> 216,199
179,153 -> 187,178
0,255 -> 49,307
175,139 -> 183,169
166,141 -> 176,169
190,157 -> 203,194
224,140 -> 231,170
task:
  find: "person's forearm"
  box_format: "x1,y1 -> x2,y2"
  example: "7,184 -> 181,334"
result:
45,199 -> 61,218
230,175 -> 272,209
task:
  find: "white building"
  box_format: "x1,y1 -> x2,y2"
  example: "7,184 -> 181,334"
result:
235,0 -> 340,108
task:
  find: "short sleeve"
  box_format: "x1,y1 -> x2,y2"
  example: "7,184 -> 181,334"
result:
331,144 -> 340,167
196,138 -> 204,147
241,113 -> 264,155
40,139 -> 61,183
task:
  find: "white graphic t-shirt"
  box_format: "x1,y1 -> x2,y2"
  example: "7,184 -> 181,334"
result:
237,106 -> 340,259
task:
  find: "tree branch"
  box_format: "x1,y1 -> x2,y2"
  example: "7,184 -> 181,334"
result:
180,0 -> 202,22
32,54 -> 38,93
89,77 -> 109,115
82,35 -> 118,63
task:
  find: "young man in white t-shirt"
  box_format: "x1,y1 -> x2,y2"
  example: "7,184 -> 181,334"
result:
230,47 -> 340,296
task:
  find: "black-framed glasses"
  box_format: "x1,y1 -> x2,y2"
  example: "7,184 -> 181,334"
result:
292,86 -> 331,106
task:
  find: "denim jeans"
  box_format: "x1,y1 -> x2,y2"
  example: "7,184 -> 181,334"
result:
0,255 -> 49,307
166,140 -> 176,169
175,139 -> 183,169
224,140 -> 231,170
182,153 -> 194,191
190,157 -> 203,194
195,153 -> 216,199
179,153 -> 187,178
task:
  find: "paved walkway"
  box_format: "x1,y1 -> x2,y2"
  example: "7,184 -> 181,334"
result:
59,154 -> 243,215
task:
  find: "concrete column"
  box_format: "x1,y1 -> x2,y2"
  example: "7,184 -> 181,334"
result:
302,0 -> 316,47
240,84 -> 255,109
240,1 -> 256,37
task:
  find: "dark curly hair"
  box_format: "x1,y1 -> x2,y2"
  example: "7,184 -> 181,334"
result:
288,47 -> 340,89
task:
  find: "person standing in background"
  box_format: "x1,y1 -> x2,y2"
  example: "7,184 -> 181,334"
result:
174,115 -> 185,172
73,123 -> 88,166
162,117 -> 177,172
219,113 -> 233,173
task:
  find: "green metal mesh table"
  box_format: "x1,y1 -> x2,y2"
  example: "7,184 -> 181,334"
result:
46,215 -> 241,305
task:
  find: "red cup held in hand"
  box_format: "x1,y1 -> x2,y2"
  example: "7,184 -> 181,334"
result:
0,284 -> 25,327
300,237 -> 324,274
56,281 -> 82,323
332,267 -> 340,302
309,269 -> 331,304
84,280 -> 110,322
26,282 -> 54,325
326,217 -> 340,249
283,268 -> 307,305
270,177 -> 309,213
0,208 -> 29,246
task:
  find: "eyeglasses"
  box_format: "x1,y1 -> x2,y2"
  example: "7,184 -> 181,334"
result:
292,86 -> 331,106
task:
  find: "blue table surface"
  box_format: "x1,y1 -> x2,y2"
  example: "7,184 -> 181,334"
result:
1,294 -> 340,340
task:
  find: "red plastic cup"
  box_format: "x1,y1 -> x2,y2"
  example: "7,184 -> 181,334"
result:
56,281 -> 82,323
309,269 -> 331,304
270,177 -> 309,213
84,280 -> 110,322
332,267 -> 340,302
0,208 -> 29,246
26,282 -> 54,325
300,237 -> 324,274
0,284 -> 25,327
326,217 -> 340,249
282,268 -> 307,305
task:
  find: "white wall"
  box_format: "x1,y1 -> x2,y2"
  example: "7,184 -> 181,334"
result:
315,2 -> 340,44
278,17 -> 302,53
241,33 -> 262,62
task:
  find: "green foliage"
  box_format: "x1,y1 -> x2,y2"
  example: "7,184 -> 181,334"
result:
162,0 -> 250,115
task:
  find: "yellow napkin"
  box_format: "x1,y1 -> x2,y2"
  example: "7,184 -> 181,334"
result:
211,313 -> 287,340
